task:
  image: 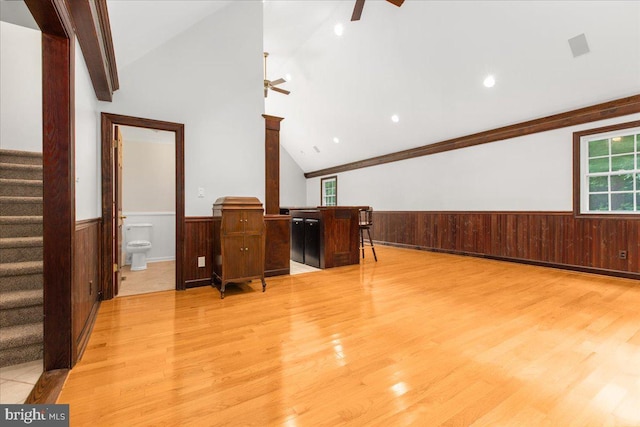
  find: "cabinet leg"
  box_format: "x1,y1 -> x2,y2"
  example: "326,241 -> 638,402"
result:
261,277 -> 267,292
220,283 -> 225,299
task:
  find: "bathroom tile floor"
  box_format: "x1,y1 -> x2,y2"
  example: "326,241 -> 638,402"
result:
289,260 -> 321,275
118,260 -> 176,297
0,359 -> 42,404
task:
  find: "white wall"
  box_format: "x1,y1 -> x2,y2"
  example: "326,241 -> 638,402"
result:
75,39 -> 101,220
99,1 -> 264,216
0,21 -> 41,153
122,139 -> 175,212
307,113 -> 640,211
280,145 -> 306,207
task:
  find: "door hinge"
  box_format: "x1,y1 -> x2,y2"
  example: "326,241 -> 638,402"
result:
113,263 -> 118,272
113,139 -> 119,149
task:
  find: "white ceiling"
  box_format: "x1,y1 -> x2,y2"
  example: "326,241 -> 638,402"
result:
17,0 -> 638,173
262,0 -> 640,172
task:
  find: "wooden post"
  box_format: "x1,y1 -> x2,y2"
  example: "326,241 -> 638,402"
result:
262,114 -> 284,215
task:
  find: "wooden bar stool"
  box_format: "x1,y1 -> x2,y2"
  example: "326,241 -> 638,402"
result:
359,208 -> 377,262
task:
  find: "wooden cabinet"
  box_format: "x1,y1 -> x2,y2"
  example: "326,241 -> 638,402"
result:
212,197 -> 266,299
288,207 -> 362,269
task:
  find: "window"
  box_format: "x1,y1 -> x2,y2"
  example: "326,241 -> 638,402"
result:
321,176 -> 337,206
575,121 -> 640,215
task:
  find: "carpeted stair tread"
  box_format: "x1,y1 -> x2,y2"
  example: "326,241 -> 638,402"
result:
0,163 -> 43,180
0,149 -> 42,166
0,273 -> 43,292
0,237 -> 43,248
0,178 -> 42,186
0,196 -> 42,203
0,261 -> 43,277
0,216 -> 43,224
0,217 -> 43,239
0,323 -> 43,349
0,179 -> 43,198
0,289 -> 43,310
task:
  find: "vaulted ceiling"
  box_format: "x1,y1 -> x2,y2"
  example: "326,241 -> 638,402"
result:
38,1 -> 640,173
261,1 -> 640,173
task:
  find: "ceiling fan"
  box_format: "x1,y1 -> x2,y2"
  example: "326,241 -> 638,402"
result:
263,52 -> 290,98
351,0 -> 404,21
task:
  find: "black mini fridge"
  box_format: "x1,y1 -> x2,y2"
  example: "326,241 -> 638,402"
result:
291,217 -> 305,263
303,218 -> 320,268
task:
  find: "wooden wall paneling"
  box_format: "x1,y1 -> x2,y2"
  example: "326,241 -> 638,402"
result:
373,211 -> 640,280
73,219 -> 100,365
184,217 -> 213,288
265,215 -> 291,277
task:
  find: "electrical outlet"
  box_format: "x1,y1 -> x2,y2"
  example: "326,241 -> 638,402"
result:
618,250 -> 627,260
197,256 -> 205,267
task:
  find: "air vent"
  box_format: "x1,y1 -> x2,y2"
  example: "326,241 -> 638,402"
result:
568,33 -> 590,58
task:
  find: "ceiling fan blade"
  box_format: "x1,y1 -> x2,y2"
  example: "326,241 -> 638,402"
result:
270,78 -> 286,86
351,0 -> 365,21
271,86 -> 290,95
386,0 -> 404,6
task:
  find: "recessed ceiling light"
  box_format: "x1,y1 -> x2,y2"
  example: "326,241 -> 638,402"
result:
285,73 -> 292,82
483,74 -> 496,88
334,23 -> 344,37
391,114 -> 400,123
333,137 -> 340,144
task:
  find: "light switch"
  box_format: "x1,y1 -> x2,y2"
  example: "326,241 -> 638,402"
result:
197,256 -> 205,267
198,187 -> 205,198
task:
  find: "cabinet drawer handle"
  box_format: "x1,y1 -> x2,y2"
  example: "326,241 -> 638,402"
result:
240,248 -> 244,251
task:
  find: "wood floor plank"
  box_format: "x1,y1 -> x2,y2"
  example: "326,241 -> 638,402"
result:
57,246 -> 640,426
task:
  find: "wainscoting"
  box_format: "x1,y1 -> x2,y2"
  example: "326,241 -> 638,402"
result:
73,219 -> 101,365
184,215 -> 291,288
372,211 -> 639,279
184,217 -> 213,288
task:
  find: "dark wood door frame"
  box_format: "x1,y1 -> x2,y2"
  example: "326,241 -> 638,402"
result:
24,0 -> 75,372
101,113 -> 185,298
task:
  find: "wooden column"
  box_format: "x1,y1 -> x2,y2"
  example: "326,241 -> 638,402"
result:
25,0 -> 76,370
262,114 -> 284,215
262,114 -> 290,277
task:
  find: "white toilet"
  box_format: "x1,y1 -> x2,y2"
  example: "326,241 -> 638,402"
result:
125,223 -> 152,271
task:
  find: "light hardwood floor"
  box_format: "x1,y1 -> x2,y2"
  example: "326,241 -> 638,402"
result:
58,246 -> 640,426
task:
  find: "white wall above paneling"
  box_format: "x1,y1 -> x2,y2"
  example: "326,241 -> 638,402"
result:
100,1 -> 265,216
308,113 -> 640,212
280,145 -> 306,207
75,38 -> 101,221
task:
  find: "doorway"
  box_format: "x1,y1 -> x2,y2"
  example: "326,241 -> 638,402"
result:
101,113 -> 185,300
117,125 -> 176,296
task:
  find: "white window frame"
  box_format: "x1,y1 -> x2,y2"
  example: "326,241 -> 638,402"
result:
320,176 -> 337,207
579,126 -> 639,214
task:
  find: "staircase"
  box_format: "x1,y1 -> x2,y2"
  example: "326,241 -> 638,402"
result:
0,149 -> 44,367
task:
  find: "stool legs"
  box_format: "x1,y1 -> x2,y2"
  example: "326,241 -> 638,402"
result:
359,227 -> 377,262
367,228 -> 377,262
